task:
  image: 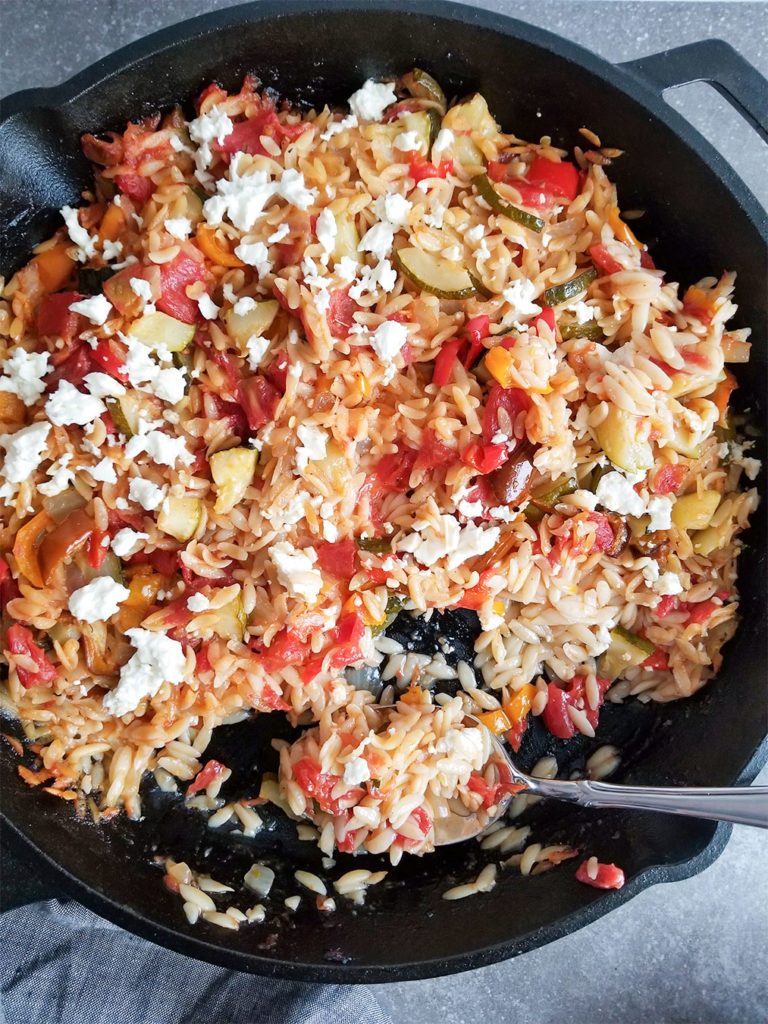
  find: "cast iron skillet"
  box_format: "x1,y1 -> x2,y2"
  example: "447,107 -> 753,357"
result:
0,0 -> 766,983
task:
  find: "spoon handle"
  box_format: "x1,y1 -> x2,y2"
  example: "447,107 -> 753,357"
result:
526,779 -> 768,828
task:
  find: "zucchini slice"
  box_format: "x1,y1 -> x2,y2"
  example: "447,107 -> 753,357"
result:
105,390 -> 156,438
472,173 -> 544,233
595,406 -> 654,474
225,299 -> 279,349
597,626 -> 655,682
671,490 -> 720,531
393,247 -> 477,299
524,475 -> 578,522
402,68 -> 447,111
128,311 -> 196,353
157,495 -> 203,542
543,268 -> 598,308
210,446 -> 258,514
333,211 -> 362,262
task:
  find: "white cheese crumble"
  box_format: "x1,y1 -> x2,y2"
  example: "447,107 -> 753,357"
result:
0,348 -> 50,406
124,426 -> 193,467
234,241 -> 272,277
348,258 -> 397,300
38,454 -> 75,497
121,333 -> 187,405
233,296 -> 257,316
69,294 -> 112,326
197,293 -> 221,320
267,223 -> 291,243
502,278 -> 542,319
343,757 -> 371,786
102,239 -> 123,262
128,477 -> 166,511
320,113 -> 358,141
348,79 -> 397,122
204,163 -> 317,234
69,576 -> 130,622
646,495 -> 674,532
358,221 -> 395,262
376,192 -> 412,227
164,217 -> 192,240
594,471 -> 645,518
60,205 -> 97,261
129,277 -> 153,309
187,592 -> 210,613
295,423 -> 328,473
111,527 -> 149,558
431,128 -> 455,158
369,320 -> 408,363
45,381 -> 106,426
245,334 -> 271,371
102,627 -> 187,717
315,207 -> 338,260
567,300 -> 596,324
188,106 -> 234,170
88,457 -> 118,484
83,372 -> 126,399
397,516 -> 500,571
393,130 -> 423,153
271,542 -> 323,605
655,572 -> 684,596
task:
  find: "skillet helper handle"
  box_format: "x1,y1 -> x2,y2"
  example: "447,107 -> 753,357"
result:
529,778 -> 768,829
620,39 -> 768,143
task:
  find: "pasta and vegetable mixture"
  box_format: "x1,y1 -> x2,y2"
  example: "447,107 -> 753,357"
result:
0,69 -> 760,915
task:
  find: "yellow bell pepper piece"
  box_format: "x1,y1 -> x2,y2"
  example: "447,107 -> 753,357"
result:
476,708 -> 511,735
99,201 -> 127,242
609,206 -> 643,250
485,346 -> 516,389
503,682 -> 537,724
196,224 -> 246,268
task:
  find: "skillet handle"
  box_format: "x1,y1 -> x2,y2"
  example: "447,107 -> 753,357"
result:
620,39 -> 768,143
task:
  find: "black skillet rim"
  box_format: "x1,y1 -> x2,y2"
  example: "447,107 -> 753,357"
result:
1,0 -> 766,983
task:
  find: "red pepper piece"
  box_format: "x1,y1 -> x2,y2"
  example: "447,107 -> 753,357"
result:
433,339 -> 461,387
115,173 -> 155,204
156,253 -> 207,323
408,152 -> 452,183
326,287 -> 360,340
37,292 -> 84,343
90,339 -> 128,381
237,375 -> 280,431
5,624 -> 58,689
317,539 -> 358,580
589,244 -> 624,275
575,859 -> 625,890
86,530 -> 109,570
461,441 -> 508,474
187,759 -> 228,796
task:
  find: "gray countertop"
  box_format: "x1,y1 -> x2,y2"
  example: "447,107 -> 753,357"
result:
1,2 -> 766,1022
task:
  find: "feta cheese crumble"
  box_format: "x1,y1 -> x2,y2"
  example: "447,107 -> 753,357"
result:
187,593 -> 210,613
102,628 -> 187,717
234,241 -> 272,277
69,294 -> 112,325
197,293 -> 221,320
348,80 -> 397,122
295,423 -> 328,473
397,516 -> 500,571
69,577 -> 130,623
60,205 -> 97,261
164,217 -> 192,240
271,542 -> 323,605
111,528 -> 149,558
245,334 -> 271,371
594,471 -> 645,518
502,278 -> 542,319
128,477 -> 167,511
45,381 -> 106,427
83,372 -> 126,399
0,348 -> 50,406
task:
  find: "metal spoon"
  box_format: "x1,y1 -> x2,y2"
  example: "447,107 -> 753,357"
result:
432,717 -> 768,845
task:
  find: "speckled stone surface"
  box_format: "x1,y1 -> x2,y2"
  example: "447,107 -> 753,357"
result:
1,2 -> 766,1021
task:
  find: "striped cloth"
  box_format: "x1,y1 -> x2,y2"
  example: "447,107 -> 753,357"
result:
0,900 -> 392,1024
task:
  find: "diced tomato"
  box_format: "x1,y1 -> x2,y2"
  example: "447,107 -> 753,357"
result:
532,307 -> 556,335
0,560 -> 21,613
260,685 -> 292,712
681,346 -> 711,370
527,155 -> 580,201
265,349 -> 290,393
651,464 -> 686,496
460,478 -> 498,521
195,644 -> 213,673
115,173 -> 154,204
46,345 -> 92,390
482,384 -> 530,447
213,103 -> 308,157
204,391 -> 249,438
332,612 -> 365,646
292,757 -> 349,814
206,345 -> 240,393
37,292 -> 84,342
290,611 -> 327,644
655,595 -> 680,618
237,375 -> 280,431
363,566 -> 389,586
586,512 -> 615,553
541,674 -> 611,739
0,557 -> 9,584
640,649 -> 669,671
196,83 -> 228,109
394,804 -> 433,848
144,548 -> 179,576
589,244 -> 624,275
187,759 -> 228,796
467,774 -> 507,809
5,624 -> 58,689
86,530 -> 109,570
408,152 -> 452,183
454,568 -> 497,610
156,253 -> 207,324
433,339 -> 461,387
90,339 -> 128,381
640,250 -> 656,271
462,441 -> 508,474
301,656 -> 325,684
684,599 -> 720,627
575,859 -> 625,890
317,539 -> 358,580
328,642 -> 364,670
376,448 -> 418,492
264,628 -> 311,666
326,287 -> 359,340
337,828 -> 363,853
413,431 -> 456,474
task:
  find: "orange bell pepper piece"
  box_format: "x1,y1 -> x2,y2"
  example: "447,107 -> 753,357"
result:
608,206 -> 643,250
503,683 -> 537,725
99,201 -> 127,242
485,346 -> 516,389
712,370 -> 738,426
476,708 -> 511,735
195,224 -> 246,268
12,509 -> 54,588
33,244 -> 76,293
